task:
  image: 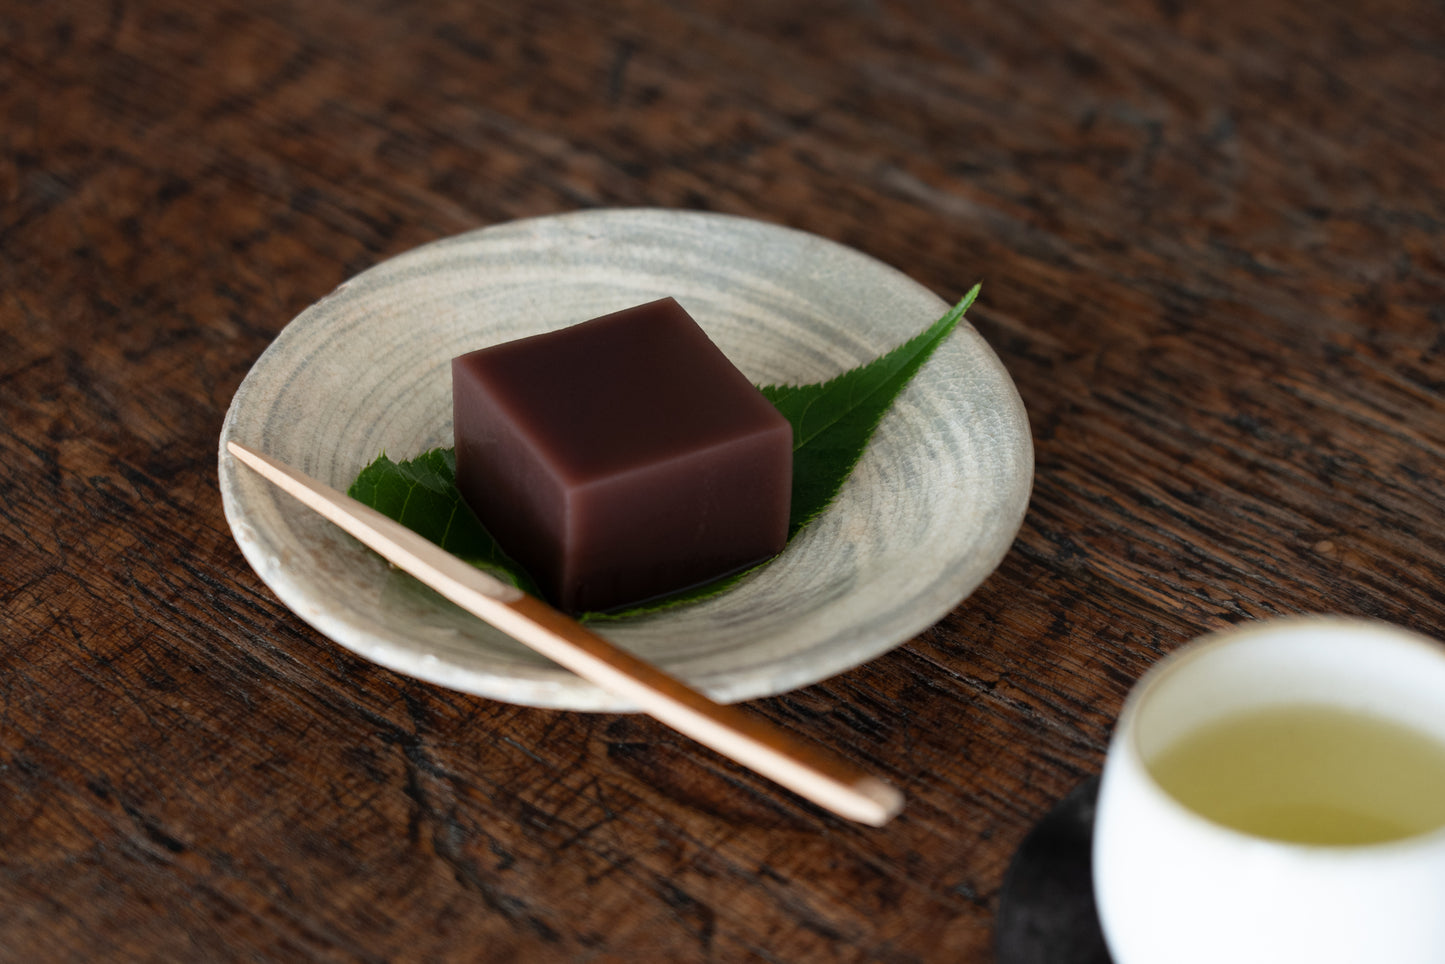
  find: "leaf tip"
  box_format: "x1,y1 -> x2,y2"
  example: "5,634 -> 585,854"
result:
949,283 -> 982,322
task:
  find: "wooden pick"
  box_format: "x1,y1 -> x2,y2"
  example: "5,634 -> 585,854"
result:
227,441 -> 904,826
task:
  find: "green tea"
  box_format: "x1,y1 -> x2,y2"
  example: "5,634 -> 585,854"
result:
1148,704 -> 1445,845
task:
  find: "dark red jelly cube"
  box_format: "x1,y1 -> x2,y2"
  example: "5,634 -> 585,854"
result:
452,297 -> 792,613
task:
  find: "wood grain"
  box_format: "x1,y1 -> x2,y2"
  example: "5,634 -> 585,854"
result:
3,0 -> 1444,960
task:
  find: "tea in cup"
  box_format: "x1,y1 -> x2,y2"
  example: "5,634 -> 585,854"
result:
1092,618 -> 1445,964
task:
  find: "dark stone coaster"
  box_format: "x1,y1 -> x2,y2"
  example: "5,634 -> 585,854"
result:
995,775 -> 1114,964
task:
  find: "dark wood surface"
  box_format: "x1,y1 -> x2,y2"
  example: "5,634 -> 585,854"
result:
5,0 -> 1444,959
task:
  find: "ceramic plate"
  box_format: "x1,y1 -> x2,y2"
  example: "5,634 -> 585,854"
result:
218,209 -> 1032,711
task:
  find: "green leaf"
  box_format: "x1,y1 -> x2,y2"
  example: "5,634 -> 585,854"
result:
348,287 -> 978,620
762,284 -> 978,537
346,448 -> 541,597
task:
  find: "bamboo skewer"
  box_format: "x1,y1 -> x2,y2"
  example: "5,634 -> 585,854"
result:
227,441 -> 904,826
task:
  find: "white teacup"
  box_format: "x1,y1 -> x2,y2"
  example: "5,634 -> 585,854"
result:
1093,618 -> 1445,964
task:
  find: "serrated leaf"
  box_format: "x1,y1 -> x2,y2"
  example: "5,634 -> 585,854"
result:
346,448 -> 541,597
348,286 -> 978,620
762,284 -> 978,536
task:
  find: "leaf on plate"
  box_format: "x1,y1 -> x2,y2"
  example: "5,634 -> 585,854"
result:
348,286 -> 979,620
761,283 -> 979,537
346,448 -> 541,597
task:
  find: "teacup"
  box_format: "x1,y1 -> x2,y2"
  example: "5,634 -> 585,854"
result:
1092,618 -> 1445,964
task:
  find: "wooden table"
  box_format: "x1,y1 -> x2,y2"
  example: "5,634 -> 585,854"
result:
5,0 -> 1443,959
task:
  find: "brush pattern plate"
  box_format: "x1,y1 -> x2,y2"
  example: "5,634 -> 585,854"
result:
218,209 -> 1032,710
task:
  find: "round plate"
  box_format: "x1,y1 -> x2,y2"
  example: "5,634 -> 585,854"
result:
218,209 -> 1032,711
